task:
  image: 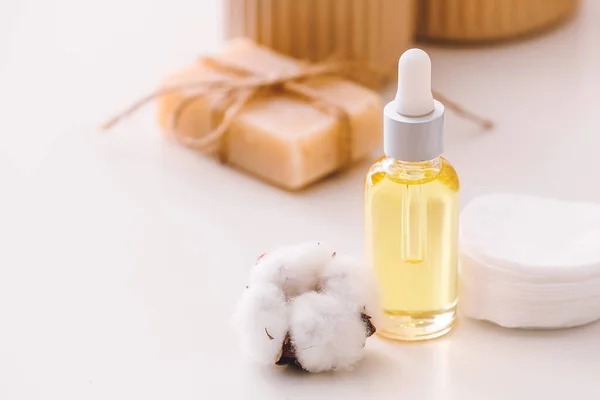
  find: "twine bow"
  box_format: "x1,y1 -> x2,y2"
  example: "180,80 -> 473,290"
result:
101,56 -> 493,167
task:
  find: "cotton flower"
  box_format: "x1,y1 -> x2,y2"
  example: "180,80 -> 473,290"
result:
232,242 -> 377,373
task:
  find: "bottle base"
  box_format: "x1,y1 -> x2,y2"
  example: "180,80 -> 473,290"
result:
376,305 -> 457,341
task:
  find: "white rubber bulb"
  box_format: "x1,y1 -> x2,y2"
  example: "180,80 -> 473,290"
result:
394,48 -> 435,117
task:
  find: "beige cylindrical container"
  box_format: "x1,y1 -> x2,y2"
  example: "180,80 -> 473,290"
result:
417,0 -> 580,43
224,0 -> 415,88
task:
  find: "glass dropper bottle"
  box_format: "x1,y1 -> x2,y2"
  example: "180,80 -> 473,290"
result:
365,48 -> 459,341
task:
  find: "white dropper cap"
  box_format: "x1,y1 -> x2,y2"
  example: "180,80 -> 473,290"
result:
383,48 -> 445,162
395,49 -> 435,117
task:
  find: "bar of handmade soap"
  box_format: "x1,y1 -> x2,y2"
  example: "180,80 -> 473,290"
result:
157,38 -> 382,190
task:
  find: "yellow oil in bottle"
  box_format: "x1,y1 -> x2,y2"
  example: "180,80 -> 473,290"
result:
365,155 -> 459,340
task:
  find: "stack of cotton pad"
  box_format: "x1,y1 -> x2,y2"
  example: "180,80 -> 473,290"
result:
459,193 -> 600,329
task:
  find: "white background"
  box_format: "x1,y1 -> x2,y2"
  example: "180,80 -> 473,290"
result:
1,0 -> 599,399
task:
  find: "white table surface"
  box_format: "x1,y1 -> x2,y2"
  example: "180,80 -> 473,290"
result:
1,1 -> 600,399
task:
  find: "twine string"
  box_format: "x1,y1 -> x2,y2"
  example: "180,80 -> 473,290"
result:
100,56 -> 493,166
432,91 -> 494,129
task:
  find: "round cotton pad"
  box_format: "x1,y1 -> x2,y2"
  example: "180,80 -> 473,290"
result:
459,193 -> 600,328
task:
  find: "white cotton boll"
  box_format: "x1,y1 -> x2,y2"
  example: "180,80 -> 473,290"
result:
232,283 -> 290,365
233,243 -> 378,372
289,292 -> 367,373
320,254 -> 380,317
250,242 -> 334,299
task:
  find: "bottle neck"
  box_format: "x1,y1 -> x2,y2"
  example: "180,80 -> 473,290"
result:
386,156 -> 441,168
382,155 -> 443,183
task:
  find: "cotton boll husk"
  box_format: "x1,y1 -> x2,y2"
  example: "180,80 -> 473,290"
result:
320,254 -> 380,317
289,292 -> 367,373
250,242 -> 334,298
232,283 -> 289,365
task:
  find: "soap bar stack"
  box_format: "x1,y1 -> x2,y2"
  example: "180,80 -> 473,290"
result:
157,38 -> 382,191
459,194 -> 600,329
